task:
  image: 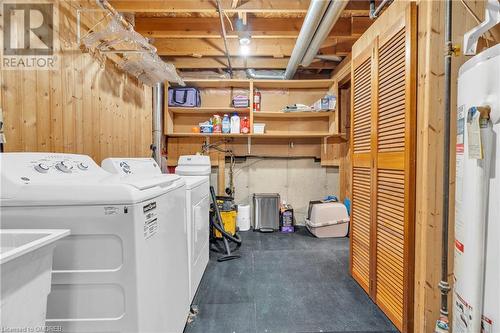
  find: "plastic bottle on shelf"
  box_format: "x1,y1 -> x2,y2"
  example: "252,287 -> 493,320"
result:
213,115 -> 222,133
222,114 -> 231,133
241,117 -> 250,134
230,113 -> 240,134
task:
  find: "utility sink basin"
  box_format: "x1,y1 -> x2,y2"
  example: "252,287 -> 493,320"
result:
1,229 -> 70,330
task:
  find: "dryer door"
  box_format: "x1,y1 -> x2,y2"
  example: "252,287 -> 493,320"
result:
192,194 -> 210,262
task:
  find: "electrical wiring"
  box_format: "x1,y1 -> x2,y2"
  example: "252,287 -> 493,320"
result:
201,140 -> 236,195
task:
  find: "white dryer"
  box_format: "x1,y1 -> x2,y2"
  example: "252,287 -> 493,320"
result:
102,156 -> 210,303
0,153 -> 188,333
175,155 -> 211,303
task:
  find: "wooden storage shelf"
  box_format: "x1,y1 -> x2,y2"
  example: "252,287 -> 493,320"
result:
166,132 -> 346,139
165,79 -> 342,144
253,79 -> 333,89
179,79 -> 333,89
170,107 -> 250,114
252,132 -> 336,138
253,111 -> 332,118
166,133 -> 250,138
181,79 -> 250,88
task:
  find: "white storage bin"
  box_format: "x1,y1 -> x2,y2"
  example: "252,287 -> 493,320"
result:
305,202 -> 349,238
0,229 -> 69,331
253,123 -> 266,134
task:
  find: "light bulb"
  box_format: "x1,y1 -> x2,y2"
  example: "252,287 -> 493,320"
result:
239,37 -> 251,56
240,44 -> 250,56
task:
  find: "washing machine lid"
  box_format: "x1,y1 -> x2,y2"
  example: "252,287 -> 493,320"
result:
101,157 -> 162,176
183,176 -> 209,190
175,155 -> 211,176
0,153 -> 184,206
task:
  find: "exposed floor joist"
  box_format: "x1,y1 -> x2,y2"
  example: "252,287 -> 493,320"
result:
166,57 -> 338,69
109,0 -> 375,72
136,16 -> 372,39
153,38 -> 354,57
111,0 -> 371,14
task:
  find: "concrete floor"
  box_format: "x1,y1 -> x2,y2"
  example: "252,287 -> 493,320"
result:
184,228 -> 398,333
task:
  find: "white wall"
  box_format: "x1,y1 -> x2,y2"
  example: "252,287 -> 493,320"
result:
210,157 -> 339,224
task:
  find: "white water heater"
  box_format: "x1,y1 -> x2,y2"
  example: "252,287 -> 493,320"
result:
453,44 -> 500,333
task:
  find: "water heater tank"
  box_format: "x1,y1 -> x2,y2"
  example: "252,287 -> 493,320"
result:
453,43 -> 500,333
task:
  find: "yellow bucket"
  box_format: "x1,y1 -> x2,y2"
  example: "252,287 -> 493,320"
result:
215,210 -> 237,238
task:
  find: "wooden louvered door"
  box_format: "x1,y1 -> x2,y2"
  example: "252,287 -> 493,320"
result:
350,4 -> 416,333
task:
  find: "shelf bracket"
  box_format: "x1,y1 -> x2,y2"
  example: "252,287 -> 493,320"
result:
247,137 -> 252,155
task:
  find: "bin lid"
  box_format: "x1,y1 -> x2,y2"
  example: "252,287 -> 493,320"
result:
306,202 -> 349,227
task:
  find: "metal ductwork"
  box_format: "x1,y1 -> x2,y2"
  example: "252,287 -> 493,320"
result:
152,83 -> 164,168
301,0 -> 349,67
315,54 -> 343,62
246,68 -> 285,80
246,0 -> 329,80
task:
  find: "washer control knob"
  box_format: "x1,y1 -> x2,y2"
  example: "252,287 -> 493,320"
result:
55,161 -> 72,173
77,162 -> 89,170
34,163 -> 50,173
120,162 -> 131,174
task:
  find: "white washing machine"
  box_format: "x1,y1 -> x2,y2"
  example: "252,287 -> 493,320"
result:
0,153 -> 188,333
102,156 -> 210,304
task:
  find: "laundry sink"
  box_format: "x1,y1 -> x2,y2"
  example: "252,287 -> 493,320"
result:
1,229 -> 70,330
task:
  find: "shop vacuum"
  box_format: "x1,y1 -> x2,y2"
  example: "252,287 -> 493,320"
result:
209,186 -> 242,262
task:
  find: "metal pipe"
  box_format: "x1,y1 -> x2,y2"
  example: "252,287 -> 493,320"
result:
301,0 -> 349,67
215,0 -> 233,78
439,0 -> 453,321
246,0 -> 329,80
369,0 -> 393,19
283,0 -> 330,79
246,68 -> 285,80
152,83 -> 164,168
315,54 -> 343,62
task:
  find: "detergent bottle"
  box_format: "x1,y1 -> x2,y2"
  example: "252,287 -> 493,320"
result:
230,113 -> 240,134
222,114 -> 231,133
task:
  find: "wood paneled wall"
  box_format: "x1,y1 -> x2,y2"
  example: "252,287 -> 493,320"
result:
0,0 -> 153,163
347,1 -> 496,331
414,1 -> 493,332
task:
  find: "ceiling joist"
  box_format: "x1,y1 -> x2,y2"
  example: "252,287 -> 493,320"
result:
108,0 -> 375,72
110,0 -> 371,14
153,38 -> 354,57
167,57 -> 339,69
135,16 -> 372,39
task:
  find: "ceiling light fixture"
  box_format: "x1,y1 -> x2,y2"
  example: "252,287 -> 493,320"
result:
239,37 -> 251,57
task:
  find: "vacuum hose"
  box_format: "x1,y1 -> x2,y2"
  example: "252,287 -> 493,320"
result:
210,186 -> 242,245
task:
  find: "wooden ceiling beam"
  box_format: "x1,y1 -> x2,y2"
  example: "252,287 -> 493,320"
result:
136,16 -> 371,39
153,37 -> 355,57
110,0 -> 371,14
166,57 -> 339,69
110,0 -> 308,13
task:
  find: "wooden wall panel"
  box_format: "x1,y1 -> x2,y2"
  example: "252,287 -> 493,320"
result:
329,56 -> 352,199
0,0 -> 152,163
414,1 -> 493,332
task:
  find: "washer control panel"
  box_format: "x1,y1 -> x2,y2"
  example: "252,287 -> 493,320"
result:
30,157 -> 92,174
102,158 -> 161,176
0,153 -> 106,185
